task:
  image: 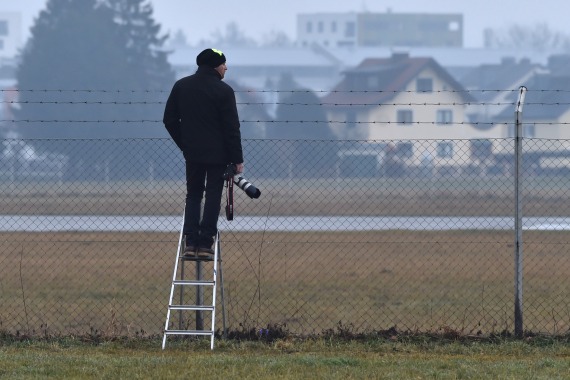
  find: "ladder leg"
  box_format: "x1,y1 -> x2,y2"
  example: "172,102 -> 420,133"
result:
196,261 -> 204,331
218,234 -> 228,339
210,231 -> 220,350
179,259 -> 185,330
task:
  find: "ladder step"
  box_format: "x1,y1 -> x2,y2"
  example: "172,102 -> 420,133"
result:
179,255 -> 214,262
165,329 -> 214,336
173,280 -> 215,286
169,304 -> 215,311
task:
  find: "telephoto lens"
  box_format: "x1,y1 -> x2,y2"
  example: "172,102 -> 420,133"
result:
234,176 -> 261,199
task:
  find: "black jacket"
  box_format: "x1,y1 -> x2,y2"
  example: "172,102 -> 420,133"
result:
163,66 -> 243,165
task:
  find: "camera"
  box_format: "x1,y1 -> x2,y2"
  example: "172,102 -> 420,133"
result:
223,164 -> 261,199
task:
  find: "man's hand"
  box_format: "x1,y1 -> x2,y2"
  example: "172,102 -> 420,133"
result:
235,162 -> 244,174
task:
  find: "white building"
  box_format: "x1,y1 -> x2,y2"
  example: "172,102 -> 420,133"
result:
297,13 -> 358,48
297,11 -> 463,49
0,12 -> 22,58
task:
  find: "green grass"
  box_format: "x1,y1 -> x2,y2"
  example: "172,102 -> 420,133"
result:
1,337 -> 570,379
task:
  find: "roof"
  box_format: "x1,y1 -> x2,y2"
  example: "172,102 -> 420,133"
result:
460,58 -> 543,101
494,74 -> 570,121
169,46 -> 336,68
165,45 -> 568,97
324,46 -> 557,68
168,45 -> 559,71
322,53 -> 474,105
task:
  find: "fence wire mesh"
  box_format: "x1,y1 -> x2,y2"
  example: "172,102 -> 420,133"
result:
1,137 -> 569,336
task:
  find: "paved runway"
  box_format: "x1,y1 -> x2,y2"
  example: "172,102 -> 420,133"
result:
1,215 -> 568,232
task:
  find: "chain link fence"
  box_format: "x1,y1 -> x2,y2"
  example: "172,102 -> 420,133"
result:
1,136 -> 569,336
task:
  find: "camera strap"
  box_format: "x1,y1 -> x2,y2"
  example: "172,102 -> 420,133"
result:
225,177 -> 234,221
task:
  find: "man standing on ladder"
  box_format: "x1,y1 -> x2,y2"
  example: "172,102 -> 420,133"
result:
163,48 -> 244,258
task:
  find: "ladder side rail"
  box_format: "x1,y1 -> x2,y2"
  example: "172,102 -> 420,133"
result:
196,261 -> 204,330
162,208 -> 186,349
218,233 -> 228,339
210,232 -> 220,349
180,260 -> 186,330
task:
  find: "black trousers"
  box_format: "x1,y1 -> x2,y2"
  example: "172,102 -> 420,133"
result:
184,161 -> 226,248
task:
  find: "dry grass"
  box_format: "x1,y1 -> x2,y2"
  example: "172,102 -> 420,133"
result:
1,230 -> 569,337
4,177 -> 570,216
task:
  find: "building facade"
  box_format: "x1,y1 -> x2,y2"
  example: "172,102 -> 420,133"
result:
323,53 -> 478,172
297,11 -> 463,48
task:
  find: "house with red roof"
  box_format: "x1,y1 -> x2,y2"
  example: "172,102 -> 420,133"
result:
322,52 -> 480,171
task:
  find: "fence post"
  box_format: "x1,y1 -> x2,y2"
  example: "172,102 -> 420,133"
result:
514,86 -> 527,338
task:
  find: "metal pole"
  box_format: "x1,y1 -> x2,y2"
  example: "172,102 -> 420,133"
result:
196,261 -> 204,330
218,233 -> 228,339
179,260 -> 185,330
514,86 -> 527,338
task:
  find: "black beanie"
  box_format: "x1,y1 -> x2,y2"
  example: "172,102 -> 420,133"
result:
196,48 -> 226,68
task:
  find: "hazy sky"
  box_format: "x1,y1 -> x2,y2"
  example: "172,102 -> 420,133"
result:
2,0 -> 570,48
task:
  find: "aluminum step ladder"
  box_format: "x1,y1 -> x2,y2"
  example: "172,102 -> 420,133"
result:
162,220 -> 227,350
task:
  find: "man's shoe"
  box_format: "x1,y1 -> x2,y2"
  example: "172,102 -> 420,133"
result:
196,246 -> 215,258
182,244 -> 197,258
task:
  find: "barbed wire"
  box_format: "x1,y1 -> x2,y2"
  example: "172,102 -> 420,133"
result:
0,89 -> 170,93
0,136 -> 511,142
5,100 -> 570,107
4,88 -> 570,94
1,88 -> 568,108
0,100 -> 165,105
2,119 -> 568,126
5,100 -> 570,106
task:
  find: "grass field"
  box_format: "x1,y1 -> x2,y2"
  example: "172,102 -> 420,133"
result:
4,176 -> 570,216
2,153 -> 570,377
1,337 -> 570,379
2,172 -> 570,337
1,230 -> 569,337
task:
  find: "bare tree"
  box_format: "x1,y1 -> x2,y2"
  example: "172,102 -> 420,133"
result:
484,23 -> 570,52
203,22 -> 257,47
261,30 -> 294,48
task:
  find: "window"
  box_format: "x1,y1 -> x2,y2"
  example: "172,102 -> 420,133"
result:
449,21 -> 460,31
416,78 -> 433,92
0,21 -> 7,36
397,110 -> 413,124
317,21 -> 324,33
0,39 -> 4,50
331,21 -> 337,33
345,22 -> 355,37
437,142 -> 454,158
436,110 -> 453,124
306,22 -> 312,33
